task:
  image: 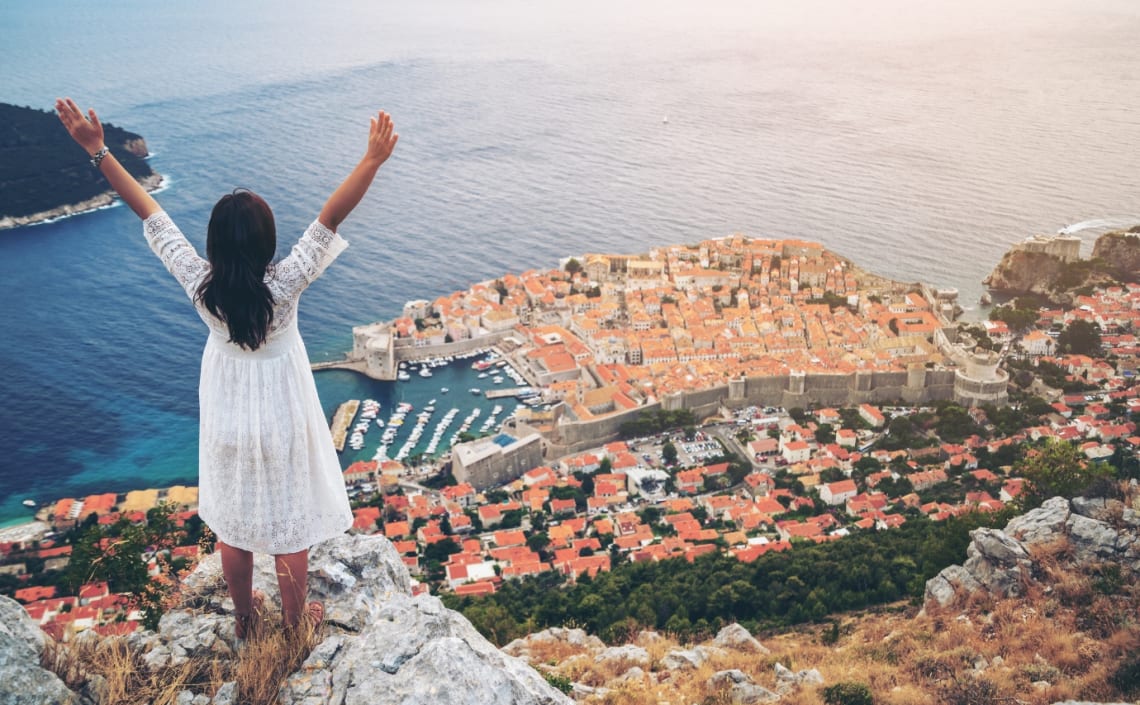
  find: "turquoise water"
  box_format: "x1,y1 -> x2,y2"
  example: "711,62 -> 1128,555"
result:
2,0 -> 1140,525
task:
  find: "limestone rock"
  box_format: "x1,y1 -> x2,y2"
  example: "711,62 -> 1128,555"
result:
730,683 -> 781,704
0,596 -> 81,705
708,669 -> 753,689
926,495 -> 1140,609
774,662 -> 824,694
171,534 -> 571,705
712,623 -> 769,653
924,564 -> 981,607
503,627 -> 604,660
1005,497 -> 1070,545
660,645 -> 722,671
593,644 -> 650,667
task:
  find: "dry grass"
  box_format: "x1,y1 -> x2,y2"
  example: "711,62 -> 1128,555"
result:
41,606 -> 323,705
546,550 -> 1140,705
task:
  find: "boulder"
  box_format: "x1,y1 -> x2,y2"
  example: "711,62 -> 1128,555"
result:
708,669 -> 753,689
0,595 -> 82,705
773,662 -> 824,694
593,644 -> 651,668
712,623 -> 769,653
1005,496 -> 1069,545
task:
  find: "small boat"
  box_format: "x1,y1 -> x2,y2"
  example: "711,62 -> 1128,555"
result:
22,499 -> 35,508
397,372 -> 411,381
440,387 -> 449,394
419,368 -> 433,378
470,388 -> 482,395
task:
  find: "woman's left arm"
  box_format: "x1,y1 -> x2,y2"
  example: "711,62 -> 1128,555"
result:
55,97 -> 162,220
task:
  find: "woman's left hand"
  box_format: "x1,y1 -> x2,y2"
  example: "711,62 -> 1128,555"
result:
55,97 -> 105,154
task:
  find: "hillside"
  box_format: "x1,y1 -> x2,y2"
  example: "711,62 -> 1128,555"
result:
0,102 -> 161,229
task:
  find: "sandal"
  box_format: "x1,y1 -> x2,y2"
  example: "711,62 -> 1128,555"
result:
286,601 -> 324,638
235,590 -> 267,641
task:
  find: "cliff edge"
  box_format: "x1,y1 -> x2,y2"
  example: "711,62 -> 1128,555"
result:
982,228 -> 1140,305
0,103 -> 161,230
0,534 -> 571,705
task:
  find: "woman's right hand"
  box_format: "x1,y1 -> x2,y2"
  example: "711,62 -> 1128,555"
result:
55,97 -> 106,154
365,110 -> 398,166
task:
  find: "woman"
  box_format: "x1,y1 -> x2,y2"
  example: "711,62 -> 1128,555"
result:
55,97 -> 398,637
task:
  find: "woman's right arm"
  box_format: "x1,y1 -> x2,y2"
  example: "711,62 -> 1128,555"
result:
55,98 -> 162,220
318,110 -> 398,232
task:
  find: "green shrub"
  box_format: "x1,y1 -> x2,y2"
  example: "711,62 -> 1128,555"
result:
541,670 -> 573,695
822,682 -> 873,705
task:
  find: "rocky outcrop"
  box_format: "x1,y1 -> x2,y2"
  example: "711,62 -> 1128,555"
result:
2,534 -> 571,705
983,249 -> 1071,299
982,229 -> 1139,304
925,495 -> 1140,608
1090,230 -> 1140,282
0,595 -> 82,705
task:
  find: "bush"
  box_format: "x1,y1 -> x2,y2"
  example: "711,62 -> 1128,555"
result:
822,682 -> 873,705
1110,655 -> 1140,697
542,670 -> 573,694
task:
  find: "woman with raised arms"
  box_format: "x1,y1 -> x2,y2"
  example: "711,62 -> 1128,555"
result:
56,97 -> 398,639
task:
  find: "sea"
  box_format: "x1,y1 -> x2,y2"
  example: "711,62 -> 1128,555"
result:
2,0 -> 1139,527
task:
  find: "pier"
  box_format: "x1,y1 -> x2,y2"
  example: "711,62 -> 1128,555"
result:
329,399 -> 360,452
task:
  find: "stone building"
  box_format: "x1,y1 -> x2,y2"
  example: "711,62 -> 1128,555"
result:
452,430 -> 544,491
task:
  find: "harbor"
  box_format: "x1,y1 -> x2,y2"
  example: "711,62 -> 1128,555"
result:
321,348 -> 548,468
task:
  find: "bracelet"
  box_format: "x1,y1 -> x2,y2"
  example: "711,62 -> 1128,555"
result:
90,146 -> 109,168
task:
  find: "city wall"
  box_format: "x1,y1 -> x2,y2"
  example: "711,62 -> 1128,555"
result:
545,367 -> 959,457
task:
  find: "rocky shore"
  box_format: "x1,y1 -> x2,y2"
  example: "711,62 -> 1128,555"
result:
0,174 -> 165,231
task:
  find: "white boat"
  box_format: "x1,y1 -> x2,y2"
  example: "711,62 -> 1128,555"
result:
22,499 -> 35,508
419,368 -> 433,377
470,388 -> 481,395
397,372 -> 411,381
440,387 -> 449,394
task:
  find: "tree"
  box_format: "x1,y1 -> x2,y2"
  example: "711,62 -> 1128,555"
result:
1015,439 -> 1115,510
1057,319 -> 1102,356
662,441 -> 678,466
815,423 -> 835,445
564,258 -> 582,275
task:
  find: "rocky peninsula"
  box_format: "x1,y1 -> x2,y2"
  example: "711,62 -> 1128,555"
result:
0,102 -> 162,230
983,228 -> 1140,306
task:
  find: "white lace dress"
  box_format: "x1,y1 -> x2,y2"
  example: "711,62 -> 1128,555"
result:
143,211 -> 353,554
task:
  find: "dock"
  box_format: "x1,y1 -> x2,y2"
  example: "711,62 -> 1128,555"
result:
330,399 -> 360,452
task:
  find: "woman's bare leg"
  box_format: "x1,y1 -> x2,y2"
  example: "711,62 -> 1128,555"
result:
219,541 -> 254,624
274,548 -> 310,627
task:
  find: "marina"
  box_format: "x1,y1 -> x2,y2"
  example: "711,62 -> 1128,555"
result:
322,348 -> 543,468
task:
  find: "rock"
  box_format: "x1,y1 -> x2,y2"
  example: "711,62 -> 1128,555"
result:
774,662 -> 824,693
172,534 -> 571,705
730,683 -> 781,704
712,623 -> 769,654
1065,513 -> 1122,562
594,644 -> 650,667
1005,497 -> 1070,545
570,683 -> 610,700
0,595 -> 82,705
614,666 -> 646,683
709,669 -> 753,689
503,628 -> 603,659
211,682 -> 236,705
925,564 -> 981,607
660,646 -> 722,671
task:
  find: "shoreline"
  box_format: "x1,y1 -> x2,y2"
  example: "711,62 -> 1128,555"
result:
0,174 -> 166,231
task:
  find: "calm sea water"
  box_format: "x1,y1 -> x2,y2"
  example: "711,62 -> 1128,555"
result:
2,0 -> 1139,526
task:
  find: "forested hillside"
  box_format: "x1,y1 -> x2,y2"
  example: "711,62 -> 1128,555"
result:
0,102 -> 157,222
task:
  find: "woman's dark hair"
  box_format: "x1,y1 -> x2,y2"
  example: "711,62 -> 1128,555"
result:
195,189 -> 277,350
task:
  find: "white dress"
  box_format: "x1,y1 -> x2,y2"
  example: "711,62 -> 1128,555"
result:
143,211 -> 353,554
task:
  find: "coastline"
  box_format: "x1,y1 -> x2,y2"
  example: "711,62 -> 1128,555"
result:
0,174 -> 166,231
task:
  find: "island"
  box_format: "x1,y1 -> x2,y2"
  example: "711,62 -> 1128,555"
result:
0,102 -> 162,230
